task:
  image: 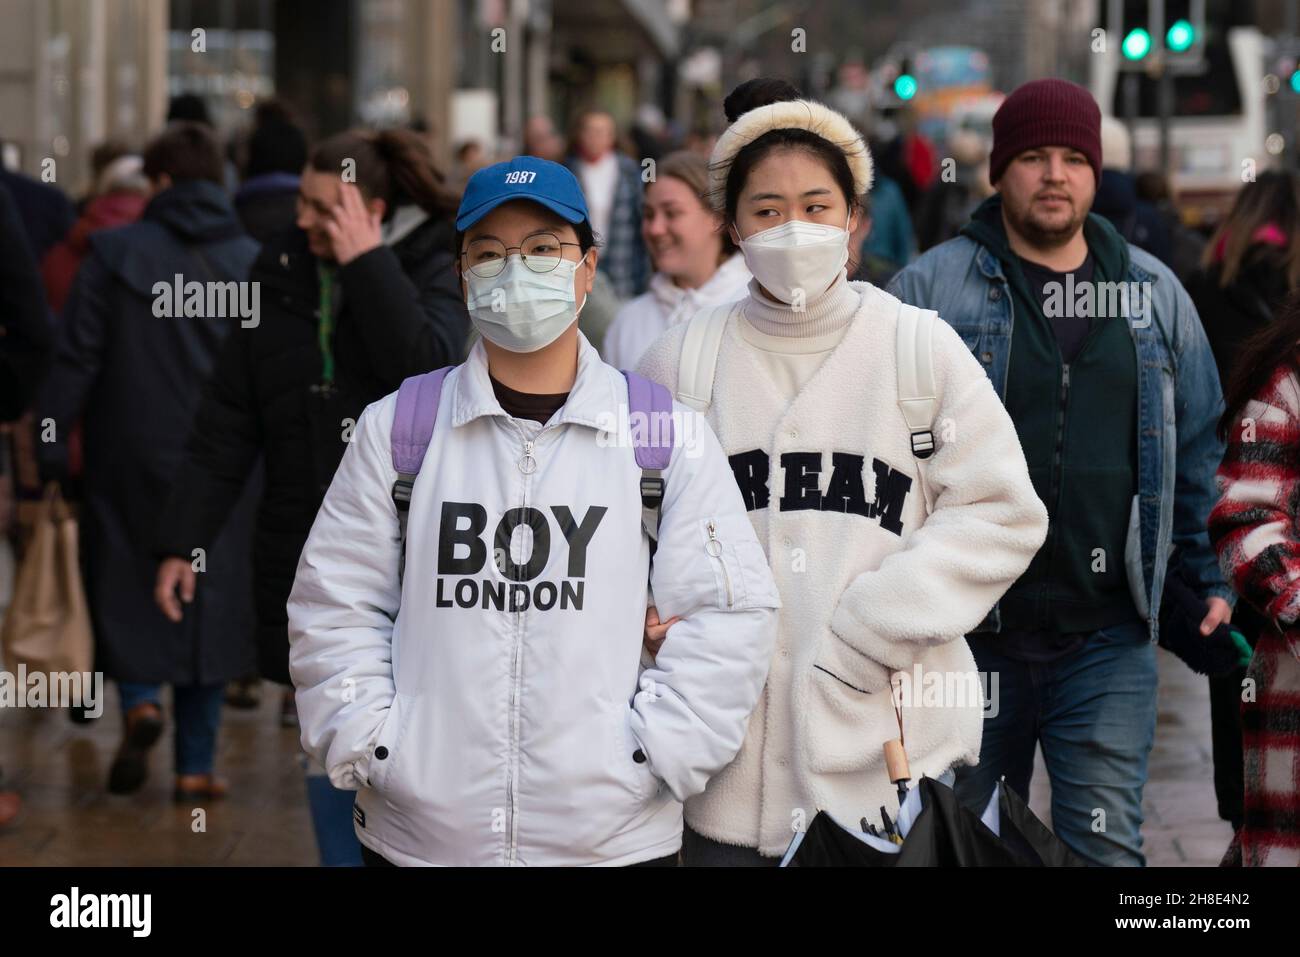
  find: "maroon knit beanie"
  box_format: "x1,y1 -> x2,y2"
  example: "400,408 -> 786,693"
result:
988,78 -> 1102,187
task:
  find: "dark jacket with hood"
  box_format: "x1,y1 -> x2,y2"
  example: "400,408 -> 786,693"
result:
38,179 -> 261,685
234,171 -> 300,245
157,208 -> 469,684
959,194 -> 1141,637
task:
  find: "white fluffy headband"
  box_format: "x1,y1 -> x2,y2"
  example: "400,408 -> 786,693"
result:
707,100 -> 874,211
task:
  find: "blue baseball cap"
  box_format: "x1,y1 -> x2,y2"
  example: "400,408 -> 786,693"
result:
456,156 -> 590,231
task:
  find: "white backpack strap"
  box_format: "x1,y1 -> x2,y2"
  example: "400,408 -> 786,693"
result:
895,301 -> 940,516
676,303 -> 733,412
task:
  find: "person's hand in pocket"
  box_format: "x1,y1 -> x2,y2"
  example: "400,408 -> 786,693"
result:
644,606 -> 682,660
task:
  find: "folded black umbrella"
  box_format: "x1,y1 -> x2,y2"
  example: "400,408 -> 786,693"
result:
995,778 -> 1086,867
782,777 -> 1081,867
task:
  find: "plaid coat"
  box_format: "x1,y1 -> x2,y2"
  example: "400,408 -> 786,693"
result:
1209,361 -> 1300,866
567,153 -> 649,301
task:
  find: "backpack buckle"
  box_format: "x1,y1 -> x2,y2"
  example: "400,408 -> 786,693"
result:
640,474 -> 664,509
910,430 -> 935,460
391,475 -> 415,512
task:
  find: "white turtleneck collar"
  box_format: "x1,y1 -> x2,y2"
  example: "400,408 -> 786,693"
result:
741,271 -> 861,339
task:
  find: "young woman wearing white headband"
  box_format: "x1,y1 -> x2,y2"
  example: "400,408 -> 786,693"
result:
638,78 -> 1049,865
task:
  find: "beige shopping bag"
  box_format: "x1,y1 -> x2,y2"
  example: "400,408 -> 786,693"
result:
0,483 -> 93,675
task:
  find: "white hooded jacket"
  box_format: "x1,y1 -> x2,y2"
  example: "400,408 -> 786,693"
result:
288,333 -> 780,866
602,253 -> 751,370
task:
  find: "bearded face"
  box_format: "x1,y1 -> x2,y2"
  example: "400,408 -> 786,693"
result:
996,147 -> 1095,249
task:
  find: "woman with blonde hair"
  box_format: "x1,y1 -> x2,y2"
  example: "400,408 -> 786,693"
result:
602,151 -> 750,369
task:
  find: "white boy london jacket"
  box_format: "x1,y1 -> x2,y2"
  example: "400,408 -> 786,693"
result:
287,333 -> 780,866
638,281 -> 1048,856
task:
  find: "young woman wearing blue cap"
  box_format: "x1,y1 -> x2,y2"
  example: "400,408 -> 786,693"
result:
638,79 -> 1048,865
285,155 -> 781,866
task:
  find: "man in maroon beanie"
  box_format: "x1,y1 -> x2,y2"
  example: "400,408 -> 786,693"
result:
888,78 -> 1230,866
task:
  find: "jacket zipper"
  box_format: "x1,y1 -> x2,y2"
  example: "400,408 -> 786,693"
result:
705,520 -> 734,608
1040,362 -> 1071,623
505,423 -> 547,864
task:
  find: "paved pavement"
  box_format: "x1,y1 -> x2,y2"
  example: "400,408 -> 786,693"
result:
0,647 -> 1234,866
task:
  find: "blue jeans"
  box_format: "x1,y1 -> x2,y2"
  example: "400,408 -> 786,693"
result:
118,682 -> 224,776
954,622 -> 1158,866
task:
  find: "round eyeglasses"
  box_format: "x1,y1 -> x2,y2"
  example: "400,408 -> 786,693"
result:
461,232 -> 584,278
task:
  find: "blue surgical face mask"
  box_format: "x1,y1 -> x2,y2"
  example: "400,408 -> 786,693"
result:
465,253 -> 589,353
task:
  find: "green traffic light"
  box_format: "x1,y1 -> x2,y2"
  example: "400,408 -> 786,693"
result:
1291,70 -> 1300,94
894,74 -> 917,100
1122,28 -> 1151,60
1166,19 -> 1195,53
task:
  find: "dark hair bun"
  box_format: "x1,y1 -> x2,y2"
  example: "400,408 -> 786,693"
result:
723,78 -> 804,123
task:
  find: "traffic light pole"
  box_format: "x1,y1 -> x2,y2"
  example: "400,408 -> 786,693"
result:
1152,0 -> 1172,179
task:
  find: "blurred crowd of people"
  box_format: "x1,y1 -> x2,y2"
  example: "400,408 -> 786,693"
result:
1,71 -> 1299,869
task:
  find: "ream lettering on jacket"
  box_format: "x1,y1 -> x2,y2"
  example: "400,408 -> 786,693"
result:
726,449 -> 914,535
434,502 -> 608,611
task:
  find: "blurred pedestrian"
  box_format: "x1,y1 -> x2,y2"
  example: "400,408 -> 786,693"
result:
567,109 -> 649,299
890,78 -> 1230,866
0,182 -> 49,828
1188,171 -> 1300,377
452,139 -> 488,191
523,115 -> 564,163
77,139 -> 133,212
0,165 -> 75,264
154,127 -> 468,864
847,189 -> 903,287
1186,169 -> 1300,834
637,77 -> 1046,866
234,99 -> 308,243
603,151 -> 749,370
1209,292 -> 1300,866
861,156 -> 915,267
21,154 -> 151,520
42,155 -> 150,314
0,185 -> 53,423
1136,170 -> 1207,283
1092,117 -> 1171,267
37,122 -> 261,800
914,128 -> 994,253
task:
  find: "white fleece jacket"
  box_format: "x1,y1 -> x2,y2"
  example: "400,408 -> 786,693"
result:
637,280 -> 1048,856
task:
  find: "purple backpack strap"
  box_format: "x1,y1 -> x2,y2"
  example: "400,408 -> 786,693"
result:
391,366 -> 452,580
622,370 -> 674,541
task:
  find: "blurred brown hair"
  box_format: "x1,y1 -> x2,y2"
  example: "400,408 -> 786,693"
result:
652,150 -> 737,257
142,122 -> 223,185
309,128 -> 459,220
1203,170 -> 1300,291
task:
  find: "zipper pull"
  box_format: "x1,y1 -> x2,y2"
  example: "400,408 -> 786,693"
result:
704,520 -> 733,608
705,520 -> 722,557
518,439 -> 537,475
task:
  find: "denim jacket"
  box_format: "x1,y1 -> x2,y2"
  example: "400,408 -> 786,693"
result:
888,234 -> 1232,640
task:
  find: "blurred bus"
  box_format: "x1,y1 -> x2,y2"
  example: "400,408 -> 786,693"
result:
1090,23 -> 1268,227
910,46 -> 995,144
